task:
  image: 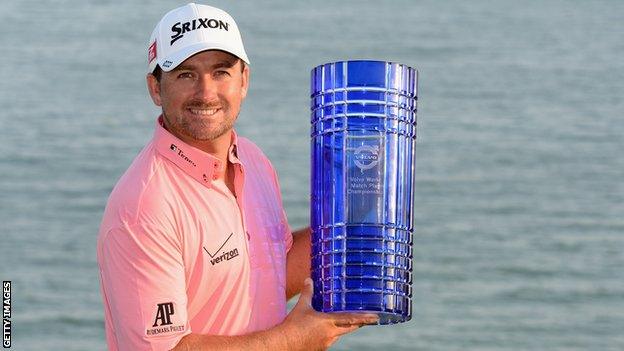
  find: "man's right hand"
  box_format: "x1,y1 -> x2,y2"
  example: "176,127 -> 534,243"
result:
277,278 -> 379,351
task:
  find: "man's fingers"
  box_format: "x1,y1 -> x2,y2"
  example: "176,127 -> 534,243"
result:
334,320 -> 378,327
332,324 -> 361,335
330,312 -> 379,327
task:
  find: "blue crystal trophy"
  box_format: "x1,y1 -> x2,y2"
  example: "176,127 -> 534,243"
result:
310,60 -> 418,324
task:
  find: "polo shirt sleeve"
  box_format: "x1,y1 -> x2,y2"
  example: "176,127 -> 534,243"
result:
98,223 -> 191,351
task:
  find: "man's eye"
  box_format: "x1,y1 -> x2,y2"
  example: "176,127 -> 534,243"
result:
178,72 -> 193,79
214,70 -> 231,77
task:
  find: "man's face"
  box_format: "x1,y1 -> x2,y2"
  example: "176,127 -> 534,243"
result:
147,50 -> 249,142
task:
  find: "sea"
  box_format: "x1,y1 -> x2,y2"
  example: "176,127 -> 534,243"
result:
1,0 -> 623,350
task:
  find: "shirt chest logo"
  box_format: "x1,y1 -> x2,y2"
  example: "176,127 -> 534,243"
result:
203,232 -> 240,266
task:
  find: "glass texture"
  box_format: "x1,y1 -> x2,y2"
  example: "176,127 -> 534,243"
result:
311,60 -> 418,324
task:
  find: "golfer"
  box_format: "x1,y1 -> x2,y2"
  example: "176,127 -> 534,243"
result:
96,3 -> 378,350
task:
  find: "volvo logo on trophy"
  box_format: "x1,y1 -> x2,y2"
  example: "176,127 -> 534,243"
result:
354,145 -> 380,171
310,60 -> 418,325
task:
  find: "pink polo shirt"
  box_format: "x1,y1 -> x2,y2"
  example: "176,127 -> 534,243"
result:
97,117 -> 293,351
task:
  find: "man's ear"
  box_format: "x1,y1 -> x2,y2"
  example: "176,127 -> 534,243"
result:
240,63 -> 250,100
146,73 -> 162,106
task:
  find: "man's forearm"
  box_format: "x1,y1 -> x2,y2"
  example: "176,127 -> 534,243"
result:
172,325 -> 289,351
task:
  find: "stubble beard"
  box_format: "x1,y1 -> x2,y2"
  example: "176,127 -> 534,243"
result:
164,104 -> 237,142
178,114 -> 236,141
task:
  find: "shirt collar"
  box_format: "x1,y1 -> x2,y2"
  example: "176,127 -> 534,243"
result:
154,116 -> 230,188
228,130 -> 241,165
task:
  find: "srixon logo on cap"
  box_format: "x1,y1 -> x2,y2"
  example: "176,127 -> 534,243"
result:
170,18 -> 229,45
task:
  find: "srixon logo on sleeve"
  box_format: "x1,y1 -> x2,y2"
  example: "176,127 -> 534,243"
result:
170,18 -> 229,45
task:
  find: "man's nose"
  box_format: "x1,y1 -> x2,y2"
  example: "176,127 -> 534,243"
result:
195,75 -> 218,100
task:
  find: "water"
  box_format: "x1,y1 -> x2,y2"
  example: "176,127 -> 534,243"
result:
1,0 -> 623,350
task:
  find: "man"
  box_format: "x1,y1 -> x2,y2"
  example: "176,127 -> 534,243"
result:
97,3 -> 378,350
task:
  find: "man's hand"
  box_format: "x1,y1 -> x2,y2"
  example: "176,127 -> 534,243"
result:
278,278 -> 379,351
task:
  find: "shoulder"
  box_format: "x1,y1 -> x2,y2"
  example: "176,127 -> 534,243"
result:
100,143 -> 179,234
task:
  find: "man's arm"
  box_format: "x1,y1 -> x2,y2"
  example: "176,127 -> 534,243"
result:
172,278 -> 378,351
171,327 -> 287,350
286,227 -> 311,299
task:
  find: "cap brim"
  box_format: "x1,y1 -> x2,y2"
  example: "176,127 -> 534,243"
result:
158,42 -> 250,72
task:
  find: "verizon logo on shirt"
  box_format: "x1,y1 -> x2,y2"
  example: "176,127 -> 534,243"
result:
203,232 -> 241,266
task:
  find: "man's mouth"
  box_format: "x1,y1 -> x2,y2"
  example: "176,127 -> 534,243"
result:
188,107 -> 220,116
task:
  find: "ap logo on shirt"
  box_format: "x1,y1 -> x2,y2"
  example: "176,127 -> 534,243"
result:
153,302 -> 174,327
146,301 -> 185,336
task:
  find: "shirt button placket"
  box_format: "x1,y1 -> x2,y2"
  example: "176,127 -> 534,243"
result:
212,161 -> 219,180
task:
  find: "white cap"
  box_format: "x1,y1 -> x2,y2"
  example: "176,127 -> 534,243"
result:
147,3 -> 250,73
